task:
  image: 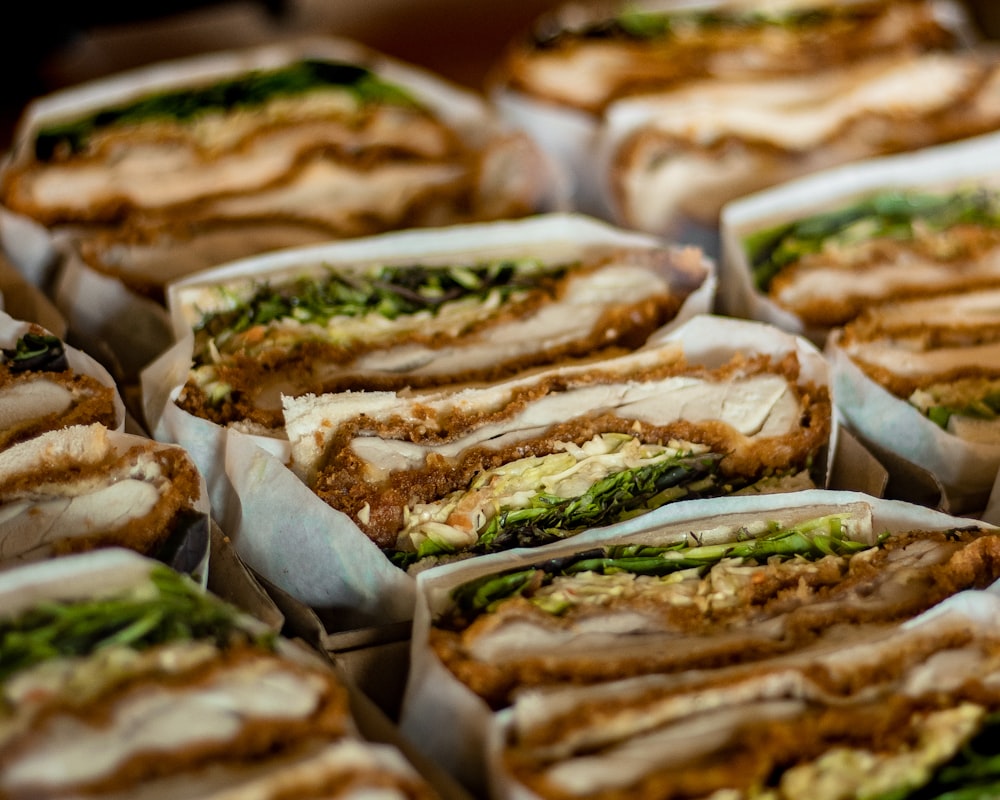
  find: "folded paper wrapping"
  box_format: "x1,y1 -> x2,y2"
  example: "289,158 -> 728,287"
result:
52,257 -> 174,389
399,490 -> 995,794
596,47 -> 1000,247
0,35 -> 568,385
718,130 -> 1000,347
0,204 -> 60,291
0,423 -> 211,583
210,313 -> 834,631
488,0 -> 975,223
224,428 -> 416,629
141,213 -> 716,531
0,308 -> 125,450
486,586 -> 1000,800
0,549 -> 446,800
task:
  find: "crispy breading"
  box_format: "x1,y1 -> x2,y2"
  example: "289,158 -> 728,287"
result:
432,527 -> 1000,708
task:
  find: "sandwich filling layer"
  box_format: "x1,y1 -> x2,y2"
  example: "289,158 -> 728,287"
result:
746,187 -> 1000,327
836,281 -> 1000,440
178,246 -> 699,430
431,521 -> 1000,707
0,331 -> 118,451
0,425 -> 202,565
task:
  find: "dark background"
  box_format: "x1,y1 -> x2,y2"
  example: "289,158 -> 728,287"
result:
0,0 -> 564,150
3,0 -> 999,151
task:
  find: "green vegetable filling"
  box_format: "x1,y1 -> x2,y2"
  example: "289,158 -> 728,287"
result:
1,333 -> 67,373
910,379 -> 1000,430
194,258 -> 565,344
534,4 -> 862,46
34,59 -> 419,160
0,567 -> 268,682
471,451 -> 724,553
390,450 -> 732,568
744,189 -> 1000,292
443,513 -> 873,621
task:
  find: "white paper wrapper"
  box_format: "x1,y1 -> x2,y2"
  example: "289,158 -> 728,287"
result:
399,489 -> 992,795
143,213 -> 716,535
718,129 -> 1000,345
486,582 -> 1000,800
0,205 -> 61,290
0,252 -> 65,337
224,428 -> 416,629
52,248 -> 174,388
826,329 -> 1000,515
0,424 -> 211,585
0,547 -> 168,617
0,308 -> 126,440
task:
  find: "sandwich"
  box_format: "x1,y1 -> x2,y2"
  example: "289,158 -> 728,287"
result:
0,38 -> 555,300
1,41 -> 550,230
498,588 -> 1000,799
603,49 -> 1000,236
744,185 -> 1000,329
1,320 -> 121,451
428,501 -> 1000,709
171,217 -> 711,432
493,0 -> 964,116
0,423 -> 208,571
282,334 -> 831,571
0,549 -> 440,799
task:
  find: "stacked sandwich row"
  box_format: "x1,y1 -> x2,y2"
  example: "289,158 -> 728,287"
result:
136,215 -> 845,626
0,35 -> 564,384
0,275 -> 463,795
4,0 -> 1000,386
722,131 -> 1000,515
2,0 -> 1000,797
488,0 -> 997,241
